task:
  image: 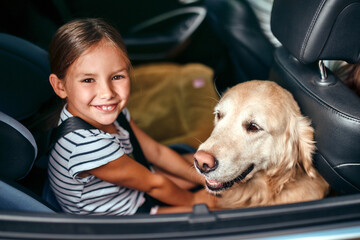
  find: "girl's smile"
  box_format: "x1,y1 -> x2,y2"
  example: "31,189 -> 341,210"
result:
94,103 -> 118,112
50,39 -> 131,132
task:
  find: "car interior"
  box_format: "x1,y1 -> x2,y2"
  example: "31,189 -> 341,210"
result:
270,0 -> 360,195
0,0 -> 359,239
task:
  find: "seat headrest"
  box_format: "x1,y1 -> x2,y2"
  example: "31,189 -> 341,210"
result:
271,0 -> 360,64
0,112 -> 37,180
0,33 -> 54,121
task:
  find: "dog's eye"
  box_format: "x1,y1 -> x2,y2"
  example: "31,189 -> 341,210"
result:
246,122 -> 261,132
214,111 -> 223,121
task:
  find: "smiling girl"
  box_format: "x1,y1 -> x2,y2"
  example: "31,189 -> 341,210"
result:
48,18 -> 215,215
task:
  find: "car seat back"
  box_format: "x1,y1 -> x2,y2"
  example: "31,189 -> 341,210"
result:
0,32 -> 56,160
204,0 -> 275,92
0,111 -> 54,212
0,111 -> 37,180
270,0 -> 360,194
0,33 -> 57,212
0,33 -> 54,121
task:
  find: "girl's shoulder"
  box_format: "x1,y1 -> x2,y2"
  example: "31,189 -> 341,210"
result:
59,128 -> 116,151
56,106 -> 131,146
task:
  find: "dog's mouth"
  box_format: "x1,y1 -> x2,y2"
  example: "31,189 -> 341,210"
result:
205,164 -> 255,192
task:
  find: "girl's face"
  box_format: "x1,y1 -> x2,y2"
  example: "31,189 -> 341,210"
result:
51,40 -> 130,132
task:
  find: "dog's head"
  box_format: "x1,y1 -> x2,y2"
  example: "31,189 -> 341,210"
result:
194,81 -> 316,194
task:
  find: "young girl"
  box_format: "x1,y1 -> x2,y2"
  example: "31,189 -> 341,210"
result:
48,18 -> 215,215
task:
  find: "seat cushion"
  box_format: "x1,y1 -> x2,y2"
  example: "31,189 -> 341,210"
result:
0,180 -> 55,213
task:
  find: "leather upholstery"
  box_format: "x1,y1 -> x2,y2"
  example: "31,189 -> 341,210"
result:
271,48 -> 360,194
270,0 -> 360,194
0,111 -> 37,180
271,0 -> 360,64
0,34 -> 55,212
0,180 -> 54,213
205,0 -> 274,90
0,33 -> 54,121
0,111 -> 54,212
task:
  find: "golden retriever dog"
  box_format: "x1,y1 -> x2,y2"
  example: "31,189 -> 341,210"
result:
194,80 -> 329,209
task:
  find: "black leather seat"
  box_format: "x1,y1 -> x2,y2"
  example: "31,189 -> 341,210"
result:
270,0 -> 360,194
0,33 -> 54,121
204,0 -> 275,93
0,111 -> 54,212
0,32 -> 57,157
0,33 -> 56,212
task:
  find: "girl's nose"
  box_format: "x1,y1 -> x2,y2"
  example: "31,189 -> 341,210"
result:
98,81 -> 115,99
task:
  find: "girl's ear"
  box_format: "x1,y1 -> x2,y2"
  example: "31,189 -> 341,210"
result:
49,74 -> 67,99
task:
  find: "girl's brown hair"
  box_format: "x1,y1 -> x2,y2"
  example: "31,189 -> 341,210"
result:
49,18 -> 131,79
25,18 -> 131,133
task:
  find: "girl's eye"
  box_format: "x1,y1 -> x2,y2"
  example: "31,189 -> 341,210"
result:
112,75 -> 124,80
82,78 -> 94,83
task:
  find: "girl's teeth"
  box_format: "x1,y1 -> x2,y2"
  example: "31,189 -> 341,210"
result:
101,106 -> 112,110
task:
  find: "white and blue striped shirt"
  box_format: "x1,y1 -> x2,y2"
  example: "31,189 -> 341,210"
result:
48,106 -> 145,215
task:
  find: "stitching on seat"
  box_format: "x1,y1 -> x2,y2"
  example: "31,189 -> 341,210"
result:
300,0 -> 327,61
334,163 -> 360,168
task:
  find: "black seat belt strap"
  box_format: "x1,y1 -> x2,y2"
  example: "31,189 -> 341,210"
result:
49,113 -> 150,169
116,113 -> 150,170
49,116 -> 94,150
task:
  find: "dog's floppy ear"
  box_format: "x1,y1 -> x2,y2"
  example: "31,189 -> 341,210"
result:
269,114 -> 316,193
296,116 -> 317,178
269,115 -> 300,193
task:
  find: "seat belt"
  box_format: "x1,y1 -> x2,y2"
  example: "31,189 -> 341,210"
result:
49,116 -> 94,150
49,113 -> 150,170
116,113 -> 151,170
49,113 -> 156,213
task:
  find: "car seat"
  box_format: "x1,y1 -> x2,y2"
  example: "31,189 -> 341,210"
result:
0,33 -> 57,212
270,0 -> 360,194
0,33 -> 54,121
204,0 -> 275,93
0,111 -> 54,212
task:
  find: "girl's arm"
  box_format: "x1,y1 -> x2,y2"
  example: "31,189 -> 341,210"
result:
85,155 -> 214,207
129,119 -> 204,186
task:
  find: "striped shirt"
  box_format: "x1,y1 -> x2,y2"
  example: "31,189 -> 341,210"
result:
48,106 -> 145,215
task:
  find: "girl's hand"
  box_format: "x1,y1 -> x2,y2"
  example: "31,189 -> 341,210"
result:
192,189 -> 218,209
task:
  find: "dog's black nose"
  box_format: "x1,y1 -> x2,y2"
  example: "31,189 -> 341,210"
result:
194,150 -> 218,173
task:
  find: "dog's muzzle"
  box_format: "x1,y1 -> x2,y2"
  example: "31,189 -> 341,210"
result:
205,164 -> 255,192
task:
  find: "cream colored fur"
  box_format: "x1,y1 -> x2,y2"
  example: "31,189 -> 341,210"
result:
195,80 -> 329,209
